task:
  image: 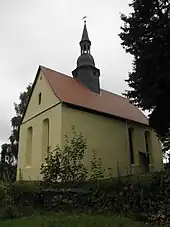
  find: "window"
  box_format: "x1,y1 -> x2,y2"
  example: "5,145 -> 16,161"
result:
38,93 -> 42,105
84,45 -> 86,52
128,127 -> 134,164
87,46 -> 90,53
145,131 -> 150,153
145,131 -> 151,163
25,126 -> 33,166
42,118 -> 50,161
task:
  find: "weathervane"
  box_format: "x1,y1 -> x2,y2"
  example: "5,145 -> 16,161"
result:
82,16 -> 87,24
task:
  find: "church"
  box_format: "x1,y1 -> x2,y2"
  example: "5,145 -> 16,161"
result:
17,22 -> 163,181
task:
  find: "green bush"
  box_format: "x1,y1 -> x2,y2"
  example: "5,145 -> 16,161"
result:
0,181 -> 12,205
0,205 -> 20,220
90,150 -> 105,181
1,169 -> 170,226
60,126 -> 88,183
40,126 -> 88,184
0,181 -> 19,220
40,146 -> 61,183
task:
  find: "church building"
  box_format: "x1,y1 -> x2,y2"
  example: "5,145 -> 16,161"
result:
17,22 -> 163,180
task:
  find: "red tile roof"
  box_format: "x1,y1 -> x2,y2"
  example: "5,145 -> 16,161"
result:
41,66 -> 149,125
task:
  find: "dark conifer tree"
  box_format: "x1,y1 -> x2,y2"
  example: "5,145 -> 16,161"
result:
120,0 -> 170,142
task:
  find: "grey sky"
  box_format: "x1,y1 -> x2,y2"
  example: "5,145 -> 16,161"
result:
0,0 -> 132,146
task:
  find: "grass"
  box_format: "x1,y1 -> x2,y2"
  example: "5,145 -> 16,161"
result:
0,212 -> 145,227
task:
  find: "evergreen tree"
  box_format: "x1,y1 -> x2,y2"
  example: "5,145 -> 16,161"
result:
119,0 -> 170,139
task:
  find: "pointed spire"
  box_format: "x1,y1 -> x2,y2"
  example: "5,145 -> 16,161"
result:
81,21 -> 90,42
80,18 -> 91,55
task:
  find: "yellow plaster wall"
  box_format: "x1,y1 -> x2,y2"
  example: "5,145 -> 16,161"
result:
17,69 -> 62,180
126,122 -> 163,173
150,131 -> 164,170
17,104 -> 62,181
61,106 -> 163,177
23,70 -> 59,122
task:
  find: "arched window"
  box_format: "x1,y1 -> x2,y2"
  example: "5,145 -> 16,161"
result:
42,118 -> 50,161
145,131 -> 151,163
128,127 -> 134,164
25,126 -> 33,166
38,92 -> 42,105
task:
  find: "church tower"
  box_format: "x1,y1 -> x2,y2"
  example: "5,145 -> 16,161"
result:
72,20 -> 100,94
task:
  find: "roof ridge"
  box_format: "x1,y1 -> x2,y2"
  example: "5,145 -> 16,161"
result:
40,65 -> 72,79
101,88 -> 128,101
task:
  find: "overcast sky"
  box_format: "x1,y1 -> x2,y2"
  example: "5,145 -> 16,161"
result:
0,0 -> 133,146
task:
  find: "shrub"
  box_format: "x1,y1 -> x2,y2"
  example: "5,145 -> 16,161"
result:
60,127 -> 88,183
0,170 -> 170,226
90,150 -> 105,181
40,126 -> 88,184
40,146 -> 61,183
1,205 -> 20,219
147,171 -> 170,226
0,181 -> 11,205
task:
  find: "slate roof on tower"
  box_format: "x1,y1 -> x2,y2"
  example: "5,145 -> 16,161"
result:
40,66 -> 148,125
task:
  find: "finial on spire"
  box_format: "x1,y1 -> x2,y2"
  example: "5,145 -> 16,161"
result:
82,16 -> 87,25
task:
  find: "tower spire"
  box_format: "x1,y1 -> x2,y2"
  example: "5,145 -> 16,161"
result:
80,17 -> 91,54
72,19 -> 100,94
81,17 -> 90,42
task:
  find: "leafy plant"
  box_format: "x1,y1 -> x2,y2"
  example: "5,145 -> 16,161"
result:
0,181 -> 12,205
40,126 -> 88,184
40,146 -> 61,183
60,126 -> 88,183
0,182 -> 7,205
90,150 -> 105,181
